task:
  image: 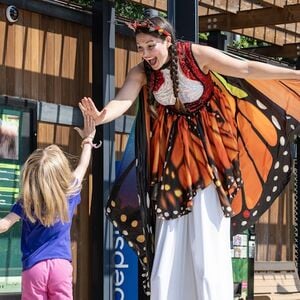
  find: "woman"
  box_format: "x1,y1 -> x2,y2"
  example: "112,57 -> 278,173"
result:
80,17 -> 300,300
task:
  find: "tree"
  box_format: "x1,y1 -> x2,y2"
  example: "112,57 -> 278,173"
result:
233,36 -> 266,49
115,0 -> 145,19
70,0 -> 94,7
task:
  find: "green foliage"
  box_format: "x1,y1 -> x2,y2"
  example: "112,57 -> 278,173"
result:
70,0 -> 94,6
115,0 -> 145,19
68,0 -> 165,20
115,0 -> 166,19
199,32 -> 208,41
233,36 -> 265,49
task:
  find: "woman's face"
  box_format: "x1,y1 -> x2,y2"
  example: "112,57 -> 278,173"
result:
136,33 -> 171,70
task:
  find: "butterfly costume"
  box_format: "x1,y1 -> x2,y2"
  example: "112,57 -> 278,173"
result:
106,41 -> 300,299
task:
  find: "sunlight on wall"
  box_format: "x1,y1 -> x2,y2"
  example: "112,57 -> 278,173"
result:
0,21 -> 78,80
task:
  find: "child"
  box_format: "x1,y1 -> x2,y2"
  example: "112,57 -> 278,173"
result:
0,112 -> 100,300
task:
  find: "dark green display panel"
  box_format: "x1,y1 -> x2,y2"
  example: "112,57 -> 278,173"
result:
0,105 -> 36,294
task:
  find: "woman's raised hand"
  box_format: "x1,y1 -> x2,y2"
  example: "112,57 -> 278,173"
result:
79,97 -> 106,125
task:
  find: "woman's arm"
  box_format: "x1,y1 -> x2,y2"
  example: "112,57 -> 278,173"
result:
192,44 -> 300,80
0,212 -> 20,234
80,63 -> 146,126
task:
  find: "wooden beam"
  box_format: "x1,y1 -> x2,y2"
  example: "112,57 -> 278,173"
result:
198,1 -> 300,44
0,95 -> 84,126
199,0 -> 294,12
275,23 -> 300,42
233,26 -> 300,46
249,0 -> 286,7
242,43 -> 300,58
199,0 -> 244,13
0,93 -> 135,133
199,4 -> 300,31
199,6 -> 223,16
199,0 -> 276,13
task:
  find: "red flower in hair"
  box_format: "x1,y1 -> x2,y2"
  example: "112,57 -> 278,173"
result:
126,20 -> 171,37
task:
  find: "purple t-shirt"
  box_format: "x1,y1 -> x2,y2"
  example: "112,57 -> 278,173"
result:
10,191 -> 81,270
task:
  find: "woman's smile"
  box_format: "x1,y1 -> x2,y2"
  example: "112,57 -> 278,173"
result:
146,57 -> 158,67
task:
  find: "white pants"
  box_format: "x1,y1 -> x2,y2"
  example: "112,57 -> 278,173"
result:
151,183 -> 233,300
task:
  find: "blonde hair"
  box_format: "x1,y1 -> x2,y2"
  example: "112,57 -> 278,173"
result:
20,145 -> 81,226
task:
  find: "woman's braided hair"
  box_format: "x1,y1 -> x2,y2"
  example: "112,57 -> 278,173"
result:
134,17 -> 185,113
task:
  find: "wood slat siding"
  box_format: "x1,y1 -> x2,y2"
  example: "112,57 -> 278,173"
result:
0,4 -> 92,300
256,179 -> 295,262
0,4 -> 92,104
114,32 -> 140,156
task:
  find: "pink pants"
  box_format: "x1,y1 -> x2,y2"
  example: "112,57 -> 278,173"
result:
22,259 -> 73,300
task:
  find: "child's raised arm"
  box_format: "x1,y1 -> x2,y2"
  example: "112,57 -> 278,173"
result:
73,111 -> 101,184
0,212 -> 20,234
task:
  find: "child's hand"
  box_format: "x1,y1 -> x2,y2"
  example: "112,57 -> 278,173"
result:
0,213 -> 20,234
79,97 -> 106,125
75,106 -> 101,149
74,114 -> 96,140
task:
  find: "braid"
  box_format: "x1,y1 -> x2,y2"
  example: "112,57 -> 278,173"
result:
143,60 -> 158,118
169,39 -> 185,112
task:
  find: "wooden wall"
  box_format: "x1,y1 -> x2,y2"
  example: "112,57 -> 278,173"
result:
0,5 -> 92,104
115,32 -> 141,160
256,179 -> 296,261
0,4 -> 92,300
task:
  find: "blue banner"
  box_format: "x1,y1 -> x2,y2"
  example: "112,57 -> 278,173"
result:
114,122 -> 138,300
114,230 -> 138,300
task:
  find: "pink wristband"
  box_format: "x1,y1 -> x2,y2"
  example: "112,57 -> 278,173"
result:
81,137 -> 102,149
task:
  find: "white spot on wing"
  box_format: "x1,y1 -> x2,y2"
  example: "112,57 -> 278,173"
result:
283,165 -> 289,173
256,100 -> 267,110
272,116 -> 281,130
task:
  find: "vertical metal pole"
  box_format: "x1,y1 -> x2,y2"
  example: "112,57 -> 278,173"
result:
167,0 -> 176,30
168,0 -> 198,42
296,57 -> 300,70
92,0 -> 115,299
207,31 -> 227,50
296,137 -> 300,274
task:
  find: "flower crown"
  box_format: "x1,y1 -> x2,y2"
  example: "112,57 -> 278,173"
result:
126,19 -> 171,37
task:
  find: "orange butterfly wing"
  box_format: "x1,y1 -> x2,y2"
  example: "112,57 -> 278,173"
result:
211,74 -> 300,234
